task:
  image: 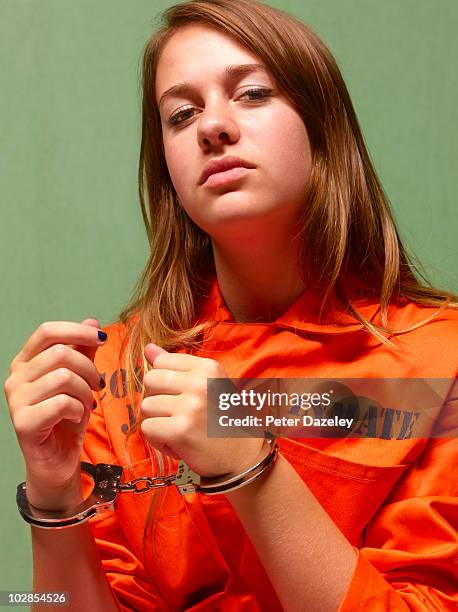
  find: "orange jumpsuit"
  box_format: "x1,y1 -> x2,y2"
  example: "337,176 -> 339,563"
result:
82,277 -> 458,610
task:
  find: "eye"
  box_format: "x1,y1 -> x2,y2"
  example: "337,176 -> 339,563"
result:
238,87 -> 273,101
167,87 -> 273,127
168,105 -> 196,127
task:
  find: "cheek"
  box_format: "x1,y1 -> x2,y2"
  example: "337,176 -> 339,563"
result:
163,141 -> 195,200
262,113 -> 312,192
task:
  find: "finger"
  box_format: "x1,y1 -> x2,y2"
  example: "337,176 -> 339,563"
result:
13,321 -> 107,366
140,395 -> 177,418
160,446 -> 181,460
14,368 -> 94,413
13,396 -> 88,439
140,417 -> 183,459
145,344 -> 207,371
143,369 -> 184,396
144,343 -> 168,367
140,416 -> 180,452
71,318 -> 102,363
12,343 -> 102,392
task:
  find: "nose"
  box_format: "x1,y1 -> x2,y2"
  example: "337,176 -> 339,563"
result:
197,99 -> 240,150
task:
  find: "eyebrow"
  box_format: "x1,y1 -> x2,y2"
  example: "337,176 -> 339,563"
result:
158,63 -> 269,109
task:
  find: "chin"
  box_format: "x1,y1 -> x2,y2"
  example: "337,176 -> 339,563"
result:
205,209 -> 275,237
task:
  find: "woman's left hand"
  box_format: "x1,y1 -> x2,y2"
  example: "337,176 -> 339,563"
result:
140,343 -> 264,477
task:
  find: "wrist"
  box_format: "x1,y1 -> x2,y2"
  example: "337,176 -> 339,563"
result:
221,438 -> 272,479
195,437 -> 279,496
200,437 -> 268,480
224,450 -> 283,503
25,471 -> 84,512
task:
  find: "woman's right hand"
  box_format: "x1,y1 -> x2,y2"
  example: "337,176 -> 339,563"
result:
3,318 -> 107,511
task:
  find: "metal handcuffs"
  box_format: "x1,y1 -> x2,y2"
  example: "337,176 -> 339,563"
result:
17,437 -> 278,529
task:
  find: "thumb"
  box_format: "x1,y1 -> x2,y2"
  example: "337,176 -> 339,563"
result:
144,342 -> 168,366
81,318 -> 101,328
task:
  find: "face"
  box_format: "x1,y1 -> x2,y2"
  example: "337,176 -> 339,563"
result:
155,24 -> 312,242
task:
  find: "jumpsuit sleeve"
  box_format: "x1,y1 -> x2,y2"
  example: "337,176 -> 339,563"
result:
80,406 -> 165,611
338,435 -> 457,611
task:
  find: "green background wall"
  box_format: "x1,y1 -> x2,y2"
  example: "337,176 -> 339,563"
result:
1,0 -> 457,599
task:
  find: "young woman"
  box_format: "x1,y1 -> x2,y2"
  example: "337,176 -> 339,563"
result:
5,1 -> 457,610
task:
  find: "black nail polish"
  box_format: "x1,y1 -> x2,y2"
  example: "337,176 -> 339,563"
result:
99,377 -> 106,389
98,330 -> 107,342
92,399 -> 97,410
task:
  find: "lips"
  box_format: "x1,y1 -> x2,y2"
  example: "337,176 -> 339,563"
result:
199,156 -> 256,185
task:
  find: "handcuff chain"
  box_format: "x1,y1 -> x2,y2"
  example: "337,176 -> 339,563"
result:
117,473 -> 178,494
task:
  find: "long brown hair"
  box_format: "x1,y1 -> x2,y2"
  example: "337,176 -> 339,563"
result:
114,1 -> 456,591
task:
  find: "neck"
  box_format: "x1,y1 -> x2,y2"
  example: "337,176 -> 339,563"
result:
211,230 -> 306,323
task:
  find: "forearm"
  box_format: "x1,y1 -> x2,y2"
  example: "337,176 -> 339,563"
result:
225,453 -> 357,612
31,523 -> 121,612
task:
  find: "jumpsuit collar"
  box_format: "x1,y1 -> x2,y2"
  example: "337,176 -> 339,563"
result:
197,275 -> 382,335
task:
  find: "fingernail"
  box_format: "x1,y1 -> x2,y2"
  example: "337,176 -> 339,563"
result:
99,377 -> 106,389
98,330 -> 107,342
92,400 -> 97,410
